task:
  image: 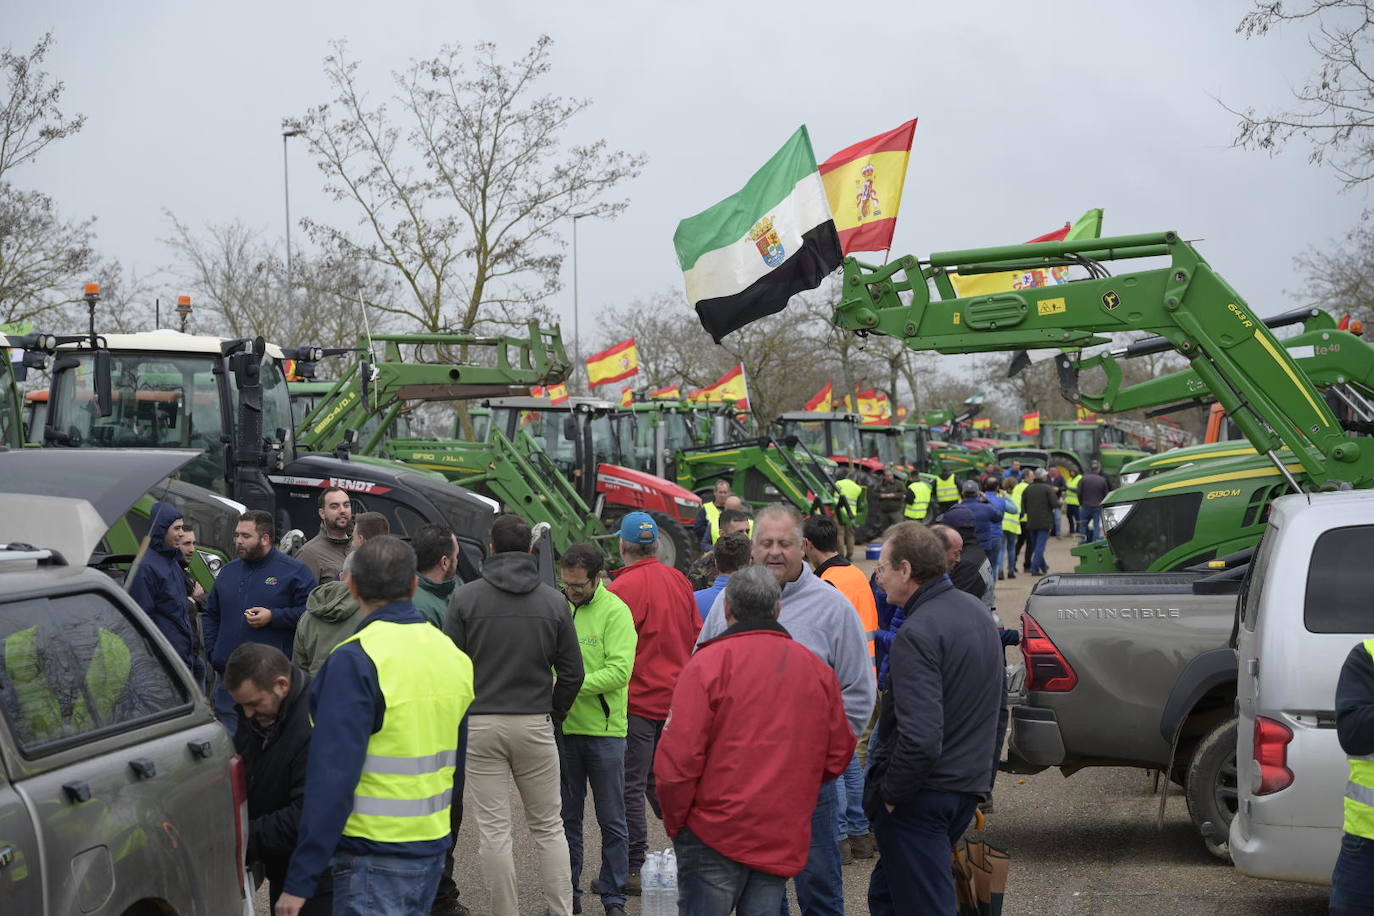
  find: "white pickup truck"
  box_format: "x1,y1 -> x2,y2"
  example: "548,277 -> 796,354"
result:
1230,489 -> 1374,886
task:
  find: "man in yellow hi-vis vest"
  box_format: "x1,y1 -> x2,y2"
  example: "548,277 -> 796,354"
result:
1331,638 -> 1374,912
278,536 -> 475,916
934,471 -> 960,513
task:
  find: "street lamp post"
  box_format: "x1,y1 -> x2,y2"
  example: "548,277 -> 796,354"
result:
571,212 -> 592,377
282,129 -> 304,309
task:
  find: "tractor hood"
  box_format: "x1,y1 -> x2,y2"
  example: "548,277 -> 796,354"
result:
0,448 -> 198,564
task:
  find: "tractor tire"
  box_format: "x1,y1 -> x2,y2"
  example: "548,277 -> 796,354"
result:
1184,716 -> 1238,862
650,511 -> 697,575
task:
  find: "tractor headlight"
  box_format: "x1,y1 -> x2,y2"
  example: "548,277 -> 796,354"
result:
198,550 -> 226,577
674,496 -> 700,512
1101,502 -> 1135,534
1119,471 -> 1140,486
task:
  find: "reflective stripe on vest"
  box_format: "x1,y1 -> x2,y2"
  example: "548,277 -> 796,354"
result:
335,619 -> 475,843
1345,639 -> 1374,840
935,474 -> 959,503
3,626 -> 132,745
1001,495 -> 1022,534
703,501 -> 722,542
1066,474 -> 1082,507
905,481 -> 932,520
835,479 -> 864,524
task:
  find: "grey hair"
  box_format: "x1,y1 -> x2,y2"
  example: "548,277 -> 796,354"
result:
754,503 -> 803,540
1035,468 -> 1049,481
723,564 -> 782,622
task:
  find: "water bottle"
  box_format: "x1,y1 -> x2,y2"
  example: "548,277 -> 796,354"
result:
642,851 -> 662,916
660,848 -> 678,914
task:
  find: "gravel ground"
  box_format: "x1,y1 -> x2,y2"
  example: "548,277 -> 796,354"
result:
255,533 -> 1331,914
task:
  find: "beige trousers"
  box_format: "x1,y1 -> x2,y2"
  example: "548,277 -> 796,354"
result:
467,713 -> 573,916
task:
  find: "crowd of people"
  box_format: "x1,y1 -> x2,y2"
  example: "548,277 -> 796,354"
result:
127,474 -> 1027,915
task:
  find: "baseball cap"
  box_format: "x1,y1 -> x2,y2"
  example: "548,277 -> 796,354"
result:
617,511 -> 658,544
961,480 -> 981,497
939,505 -> 978,533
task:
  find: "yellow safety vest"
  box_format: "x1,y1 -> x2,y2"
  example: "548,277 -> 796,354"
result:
703,501 -> 723,542
905,480 -> 933,521
3,626 -> 131,745
335,619 -> 475,844
1001,493 -> 1021,535
1345,639 -> 1374,840
935,473 -> 959,504
1066,474 -> 1082,507
835,478 -> 864,525
1012,482 -> 1030,523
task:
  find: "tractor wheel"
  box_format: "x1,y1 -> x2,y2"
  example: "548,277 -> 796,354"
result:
651,511 -> 697,574
1184,716 -> 1238,862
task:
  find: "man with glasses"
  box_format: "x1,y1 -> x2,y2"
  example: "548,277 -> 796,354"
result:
557,544 -> 638,916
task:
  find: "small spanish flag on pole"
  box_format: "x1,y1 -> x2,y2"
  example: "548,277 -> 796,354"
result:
819,119 -> 917,255
548,383 -> 570,405
621,387 -> 634,407
651,385 -> 681,400
1021,411 -> 1041,436
586,338 -> 639,388
972,417 -> 992,430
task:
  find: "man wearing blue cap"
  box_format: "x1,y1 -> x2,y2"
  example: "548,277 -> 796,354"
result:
606,511 -> 702,893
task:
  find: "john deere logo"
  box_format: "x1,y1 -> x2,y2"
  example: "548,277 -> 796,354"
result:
1102,291 -> 1121,311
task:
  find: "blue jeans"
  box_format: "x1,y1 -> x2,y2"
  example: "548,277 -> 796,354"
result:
1079,506 -> 1103,543
1029,528 -> 1051,574
985,537 -> 1003,581
779,778 -> 842,916
676,826 -> 785,916
835,753 -> 869,840
867,790 -> 980,916
1002,532 -> 1018,575
330,850 -> 446,916
558,734 -> 629,908
1331,832 -> 1374,914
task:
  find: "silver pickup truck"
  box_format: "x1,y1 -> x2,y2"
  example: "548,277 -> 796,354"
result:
1007,565 -> 1245,857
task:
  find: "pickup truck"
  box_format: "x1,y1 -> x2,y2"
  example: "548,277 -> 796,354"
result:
0,449 -> 249,915
1007,563 -> 1246,858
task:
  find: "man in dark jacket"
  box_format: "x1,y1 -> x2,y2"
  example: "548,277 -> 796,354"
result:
205,511 -> 315,733
1331,638 -> 1374,911
954,479 -> 1004,560
1021,469 -> 1060,575
1077,460 -> 1112,544
868,521 -> 1005,914
129,501 -> 197,671
224,643 -> 331,914
931,512 -> 990,604
445,513 -> 584,916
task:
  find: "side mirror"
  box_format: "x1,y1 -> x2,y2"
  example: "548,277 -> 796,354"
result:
562,416 -> 579,440
93,349 -> 114,418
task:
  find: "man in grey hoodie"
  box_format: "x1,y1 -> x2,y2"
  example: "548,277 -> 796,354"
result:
445,513 -> 584,916
700,504 -> 875,916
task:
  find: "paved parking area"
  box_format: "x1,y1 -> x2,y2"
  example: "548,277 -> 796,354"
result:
255,534 -> 1332,914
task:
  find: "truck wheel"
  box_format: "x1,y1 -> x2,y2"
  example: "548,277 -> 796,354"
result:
1184,716 -> 1238,861
650,511 -> 696,574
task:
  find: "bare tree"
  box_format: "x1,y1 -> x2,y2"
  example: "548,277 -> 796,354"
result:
0,32 -> 85,185
1231,1 -> 1374,188
287,37 -> 645,346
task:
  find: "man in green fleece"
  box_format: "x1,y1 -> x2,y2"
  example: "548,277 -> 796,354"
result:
412,524 -> 462,629
557,543 -> 637,916
291,512 -> 390,675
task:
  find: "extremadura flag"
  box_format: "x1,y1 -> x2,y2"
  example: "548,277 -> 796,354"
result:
675,127 -> 842,343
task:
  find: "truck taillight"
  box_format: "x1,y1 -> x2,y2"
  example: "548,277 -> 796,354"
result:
230,754 -> 249,896
1251,716 -> 1293,796
1020,612 -> 1077,692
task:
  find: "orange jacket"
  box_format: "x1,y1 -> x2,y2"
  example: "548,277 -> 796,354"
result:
816,557 -> 879,661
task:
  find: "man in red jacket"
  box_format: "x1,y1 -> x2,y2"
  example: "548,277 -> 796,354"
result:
656,565 -> 854,912
607,511 -> 702,892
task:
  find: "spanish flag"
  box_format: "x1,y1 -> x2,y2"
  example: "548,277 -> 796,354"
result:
820,119 -> 917,255
972,417 -> 992,430
896,406 -> 909,420
1021,411 -> 1041,436
586,338 -> 639,388
621,387 -> 634,407
548,383 -> 570,405
950,209 -> 1104,298
697,364 -> 750,409
651,385 -> 681,400
804,381 -> 833,412
856,389 -> 891,423
1076,405 -> 1098,422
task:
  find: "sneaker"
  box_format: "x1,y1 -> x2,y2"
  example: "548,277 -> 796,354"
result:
1007,571 -> 1016,579
429,895 -> 471,916
849,832 -> 877,859
624,872 -> 640,896
838,836 -> 855,865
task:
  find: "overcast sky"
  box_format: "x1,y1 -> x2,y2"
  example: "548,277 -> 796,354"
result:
8,0 -> 1368,359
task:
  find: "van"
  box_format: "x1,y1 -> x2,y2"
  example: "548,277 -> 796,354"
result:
0,448 -> 249,914
1231,489 -> 1374,885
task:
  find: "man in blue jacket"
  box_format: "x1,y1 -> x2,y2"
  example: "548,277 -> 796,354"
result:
129,501 -> 197,672
277,535 -> 475,916
867,521 -> 1005,914
205,510 -> 314,732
